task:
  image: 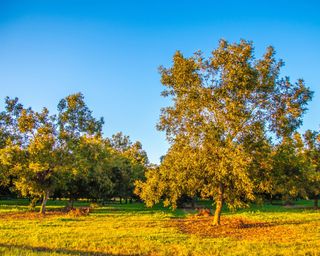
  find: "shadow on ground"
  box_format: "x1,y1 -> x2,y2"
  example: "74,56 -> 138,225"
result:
0,243 -> 138,256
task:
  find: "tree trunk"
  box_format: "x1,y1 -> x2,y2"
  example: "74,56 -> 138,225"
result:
29,197 -> 38,211
191,198 -> 195,209
213,184 -> 224,226
314,195 -> 319,209
40,191 -> 49,214
67,198 -> 74,209
269,195 -> 273,205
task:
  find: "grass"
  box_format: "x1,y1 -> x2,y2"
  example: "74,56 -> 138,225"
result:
0,199 -> 319,255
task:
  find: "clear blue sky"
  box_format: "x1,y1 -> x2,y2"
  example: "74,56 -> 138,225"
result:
0,0 -> 319,164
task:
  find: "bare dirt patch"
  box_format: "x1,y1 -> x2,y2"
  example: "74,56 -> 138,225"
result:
170,216 -> 299,242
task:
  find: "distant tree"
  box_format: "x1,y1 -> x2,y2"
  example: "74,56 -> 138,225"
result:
0,98 -> 62,213
269,130 -> 320,207
0,97 -> 24,191
123,141 -> 148,201
57,93 -> 104,206
0,142 -> 22,198
110,133 -> 148,203
270,133 -> 308,203
135,39 -> 313,225
75,136 -> 114,201
303,130 -> 320,207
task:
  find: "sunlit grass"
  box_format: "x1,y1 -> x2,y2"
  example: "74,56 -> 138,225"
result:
0,199 -> 319,255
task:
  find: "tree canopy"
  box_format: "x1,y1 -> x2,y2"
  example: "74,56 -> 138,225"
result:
135,39 -> 313,225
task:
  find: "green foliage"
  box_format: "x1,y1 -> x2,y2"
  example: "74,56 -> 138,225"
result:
301,130 -> 320,204
57,92 -> 104,140
270,134 -> 308,199
109,132 -> 148,201
269,130 -> 320,205
0,93 -> 148,212
56,93 -> 105,202
0,100 -> 61,207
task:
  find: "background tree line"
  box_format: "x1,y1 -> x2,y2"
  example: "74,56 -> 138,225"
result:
0,93 -> 148,213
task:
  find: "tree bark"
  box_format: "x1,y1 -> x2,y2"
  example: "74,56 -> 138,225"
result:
40,191 -> 49,214
29,197 -> 38,211
191,198 -> 195,209
213,184 -> 224,226
67,199 -> 74,209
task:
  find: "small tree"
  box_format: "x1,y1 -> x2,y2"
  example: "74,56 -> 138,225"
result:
270,134 -> 308,203
57,93 -> 104,206
303,130 -> 320,208
0,97 -> 24,191
76,136 -> 114,201
110,133 -> 148,203
0,98 -> 62,213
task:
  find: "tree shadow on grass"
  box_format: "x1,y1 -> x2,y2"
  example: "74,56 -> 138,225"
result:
171,214 -> 320,241
0,243 -> 138,256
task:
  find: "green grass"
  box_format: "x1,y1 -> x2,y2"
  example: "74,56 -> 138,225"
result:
0,199 -> 319,255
